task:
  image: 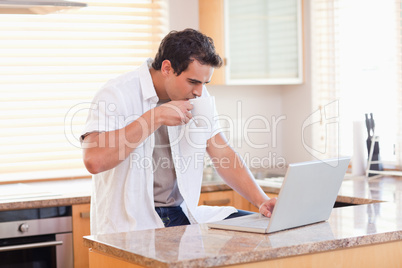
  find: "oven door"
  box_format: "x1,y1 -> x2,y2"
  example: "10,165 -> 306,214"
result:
0,232 -> 73,268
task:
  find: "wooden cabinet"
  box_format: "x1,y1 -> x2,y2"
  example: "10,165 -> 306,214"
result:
199,0 -> 225,85
233,191 -> 278,212
199,190 -> 234,206
72,204 -> 91,268
199,190 -> 278,212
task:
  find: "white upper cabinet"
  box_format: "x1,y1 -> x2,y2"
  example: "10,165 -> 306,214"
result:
199,0 -> 303,85
225,0 -> 303,85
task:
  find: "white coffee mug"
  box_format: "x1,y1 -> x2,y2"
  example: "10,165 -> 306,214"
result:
189,96 -> 215,127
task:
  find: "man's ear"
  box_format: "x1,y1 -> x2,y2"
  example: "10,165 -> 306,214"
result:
161,60 -> 172,76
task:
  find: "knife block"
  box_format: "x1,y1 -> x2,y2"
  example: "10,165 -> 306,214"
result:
366,136 -> 383,176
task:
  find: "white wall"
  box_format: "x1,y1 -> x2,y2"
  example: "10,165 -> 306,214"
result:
168,0 -> 313,167
168,0 -> 199,31
209,85 -> 284,169
281,0 -> 314,164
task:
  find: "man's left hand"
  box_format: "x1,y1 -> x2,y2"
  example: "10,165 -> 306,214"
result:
259,198 -> 277,217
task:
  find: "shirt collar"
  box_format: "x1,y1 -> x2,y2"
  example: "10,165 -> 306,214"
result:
139,58 -> 159,104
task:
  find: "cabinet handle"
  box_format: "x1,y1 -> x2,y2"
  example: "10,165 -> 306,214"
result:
203,198 -> 231,206
80,211 -> 90,219
0,241 -> 63,252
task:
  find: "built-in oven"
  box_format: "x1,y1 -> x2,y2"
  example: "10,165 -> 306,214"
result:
0,206 -> 73,268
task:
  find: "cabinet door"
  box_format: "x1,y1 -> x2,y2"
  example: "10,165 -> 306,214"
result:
199,0 -> 226,85
199,0 -> 303,85
72,204 -> 91,268
232,191 -> 253,211
199,191 -> 234,206
225,0 -> 303,85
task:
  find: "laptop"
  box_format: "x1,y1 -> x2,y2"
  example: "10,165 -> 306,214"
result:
207,157 -> 351,234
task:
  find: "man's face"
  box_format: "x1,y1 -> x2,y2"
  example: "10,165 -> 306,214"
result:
165,60 -> 214,100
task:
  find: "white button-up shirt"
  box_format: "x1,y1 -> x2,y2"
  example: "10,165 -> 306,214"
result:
83,59 -> 237,235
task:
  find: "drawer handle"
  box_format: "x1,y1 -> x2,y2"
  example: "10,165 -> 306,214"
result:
203,198 -> 231,206
80,212 -> 90,219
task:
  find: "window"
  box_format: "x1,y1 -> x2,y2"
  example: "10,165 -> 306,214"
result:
311,0 -> 401,167
0,0 -> 168,182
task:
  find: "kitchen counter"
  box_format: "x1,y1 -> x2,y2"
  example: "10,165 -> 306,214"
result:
0,178 -> 92,211
83,174 -> 402,267
202,174 -> 395,205
0,173 -> 399,210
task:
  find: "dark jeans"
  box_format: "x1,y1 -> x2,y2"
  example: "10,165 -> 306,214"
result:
155,206 -> 253,227
155,206 -> 190,227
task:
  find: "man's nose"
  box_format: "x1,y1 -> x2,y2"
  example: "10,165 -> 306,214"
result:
193,85 -> 203,97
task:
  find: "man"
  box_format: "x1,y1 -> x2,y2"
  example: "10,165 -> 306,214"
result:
81,29 -> 276,235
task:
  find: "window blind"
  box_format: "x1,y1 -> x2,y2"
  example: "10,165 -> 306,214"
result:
0,0 -> 168,182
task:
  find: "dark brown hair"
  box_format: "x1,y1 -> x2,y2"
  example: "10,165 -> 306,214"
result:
152,28 -> 223,75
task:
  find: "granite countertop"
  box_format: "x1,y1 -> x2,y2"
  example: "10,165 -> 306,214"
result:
0,178 -> 92,211
0,173 -> 399,210
83,174 -> 402,267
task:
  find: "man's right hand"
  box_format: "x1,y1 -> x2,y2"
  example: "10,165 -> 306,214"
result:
156,100 -> 193,126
